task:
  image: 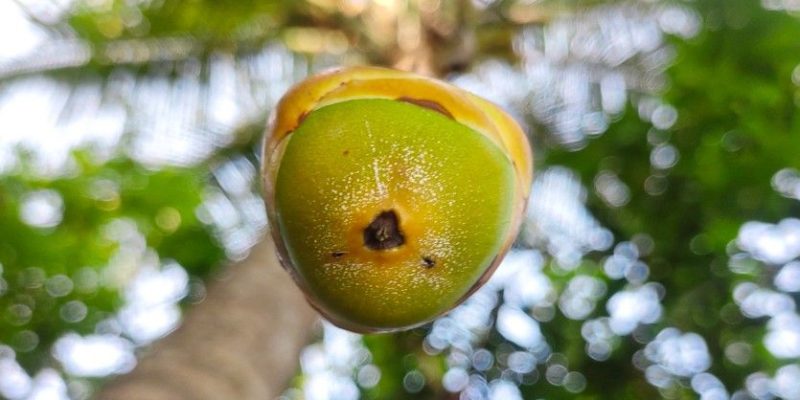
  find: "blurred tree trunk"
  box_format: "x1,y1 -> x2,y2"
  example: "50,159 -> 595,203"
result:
96,236 -> 317,400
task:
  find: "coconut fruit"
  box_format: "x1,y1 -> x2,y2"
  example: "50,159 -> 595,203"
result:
262,66 -> 532,333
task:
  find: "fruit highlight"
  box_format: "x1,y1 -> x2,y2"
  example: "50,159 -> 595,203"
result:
262,66 -> 532,333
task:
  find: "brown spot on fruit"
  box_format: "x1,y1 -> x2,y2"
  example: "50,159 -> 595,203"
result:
297,111 -> 309,126
396,97 -> 454,119
422,256 -> 435,268
331,251 -> 346,258
363,210 -> 405,250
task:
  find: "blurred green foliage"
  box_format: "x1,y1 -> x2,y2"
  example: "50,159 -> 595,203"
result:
546,0 -> 800,397
68,0 -> 288,45
0,149 -> 224,372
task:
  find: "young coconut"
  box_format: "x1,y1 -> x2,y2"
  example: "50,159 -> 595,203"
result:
262,66 -> 532,333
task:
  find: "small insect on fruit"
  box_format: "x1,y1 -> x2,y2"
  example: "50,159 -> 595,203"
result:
262,66 -> 532,333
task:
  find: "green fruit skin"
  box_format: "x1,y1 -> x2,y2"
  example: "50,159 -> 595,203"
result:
274,99 -> 515,331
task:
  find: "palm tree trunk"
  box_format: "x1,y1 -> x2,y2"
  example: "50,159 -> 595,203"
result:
96,236 -> 318,400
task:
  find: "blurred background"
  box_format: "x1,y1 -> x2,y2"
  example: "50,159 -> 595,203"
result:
1,0 -> 799,399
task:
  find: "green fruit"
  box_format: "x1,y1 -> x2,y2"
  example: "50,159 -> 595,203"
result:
262,66 -> 532,333
274,99 -> 515,331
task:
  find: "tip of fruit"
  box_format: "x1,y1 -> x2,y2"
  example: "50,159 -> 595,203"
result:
363,210 -> 405,250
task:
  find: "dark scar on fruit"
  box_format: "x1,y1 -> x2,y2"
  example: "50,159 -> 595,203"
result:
297,111 -> 309,126
331,251 -> 346,258
396,97 -> 454,119
422,256 -> 435,268
364,210 -> 405,250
